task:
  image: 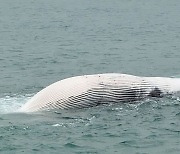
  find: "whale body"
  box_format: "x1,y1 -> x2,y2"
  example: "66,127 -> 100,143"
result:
20,73 -> 180,112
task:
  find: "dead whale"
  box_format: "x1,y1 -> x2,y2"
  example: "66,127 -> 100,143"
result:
19,73 -> 180,112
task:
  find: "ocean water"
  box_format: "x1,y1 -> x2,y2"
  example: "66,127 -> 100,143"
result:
0,0 -> 180,153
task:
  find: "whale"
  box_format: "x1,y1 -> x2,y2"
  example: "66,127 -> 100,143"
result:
19,73 -> 180,112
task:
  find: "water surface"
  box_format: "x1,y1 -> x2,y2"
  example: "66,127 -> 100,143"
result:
0,0 -> 180,153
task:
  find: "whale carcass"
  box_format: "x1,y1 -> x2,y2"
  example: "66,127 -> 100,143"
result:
20,73 -> 180,112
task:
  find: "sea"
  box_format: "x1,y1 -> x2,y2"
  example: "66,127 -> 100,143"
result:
0,0 -> 180,153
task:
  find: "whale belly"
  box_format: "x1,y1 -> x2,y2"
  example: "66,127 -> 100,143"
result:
20,73 -> 171,112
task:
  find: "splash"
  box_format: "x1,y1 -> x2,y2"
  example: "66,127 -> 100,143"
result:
0,94 -> 33,114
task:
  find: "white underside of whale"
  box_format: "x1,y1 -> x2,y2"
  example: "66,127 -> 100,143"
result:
19,73 -> 180,112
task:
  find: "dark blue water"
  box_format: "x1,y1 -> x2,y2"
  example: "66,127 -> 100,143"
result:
0,0 -> 180,153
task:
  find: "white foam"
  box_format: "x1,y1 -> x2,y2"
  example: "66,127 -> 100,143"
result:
0,94 -> 33,114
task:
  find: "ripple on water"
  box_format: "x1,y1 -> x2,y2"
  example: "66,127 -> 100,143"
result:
0,96 -> 179,154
